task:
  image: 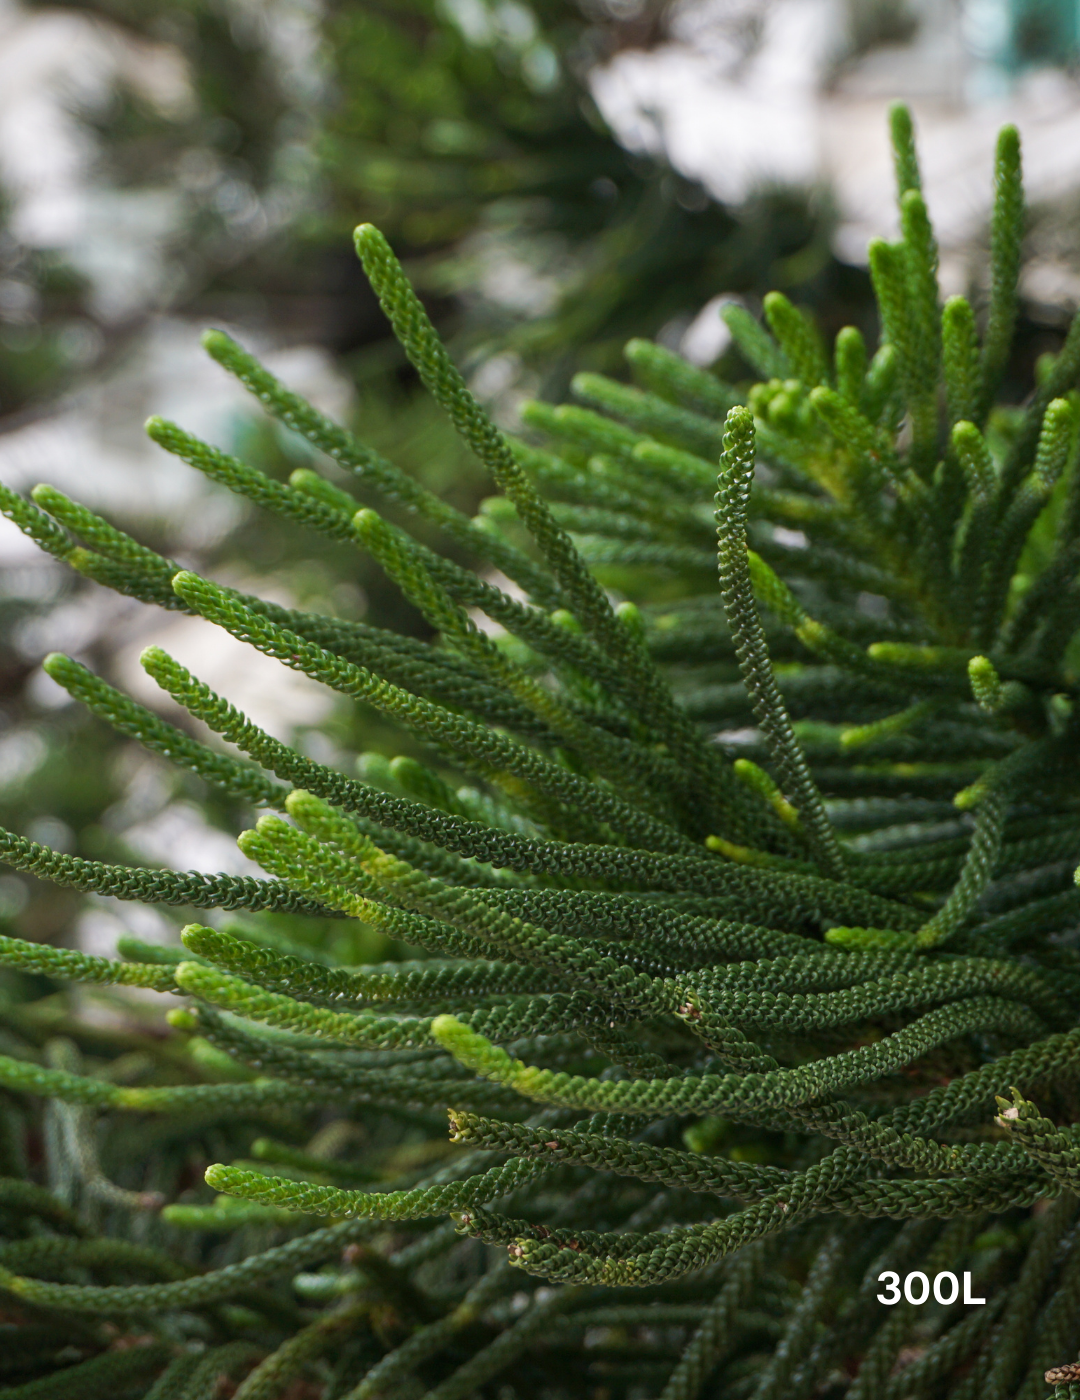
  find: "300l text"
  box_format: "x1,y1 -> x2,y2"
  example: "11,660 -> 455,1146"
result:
877,1272 -> 985,1306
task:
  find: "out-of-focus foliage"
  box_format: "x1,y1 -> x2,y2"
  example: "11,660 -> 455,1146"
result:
0,233 -> 91,421
14,0 -> 849,386
318,0 -> 841,378
2,0 -> 318,420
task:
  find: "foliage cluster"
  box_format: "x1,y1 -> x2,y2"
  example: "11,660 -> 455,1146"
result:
1,0 -> 842,961
3,106 -> 1080,1398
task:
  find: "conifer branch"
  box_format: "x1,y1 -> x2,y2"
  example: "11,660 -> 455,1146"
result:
2,103 -> 1080,1395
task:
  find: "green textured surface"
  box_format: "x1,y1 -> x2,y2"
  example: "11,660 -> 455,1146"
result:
0,104 -> 1079,1396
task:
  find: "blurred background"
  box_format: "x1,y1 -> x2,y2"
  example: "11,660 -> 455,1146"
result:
4,0 -> 1080,962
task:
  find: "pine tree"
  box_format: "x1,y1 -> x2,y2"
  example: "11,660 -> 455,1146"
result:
1,105 -> 1080,1398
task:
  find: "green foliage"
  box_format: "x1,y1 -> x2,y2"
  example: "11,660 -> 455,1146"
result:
3,106 -> 1080,1397
321,0 -> 839,379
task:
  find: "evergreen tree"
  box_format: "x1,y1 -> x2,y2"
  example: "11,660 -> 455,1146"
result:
2,105 -> 1080,1398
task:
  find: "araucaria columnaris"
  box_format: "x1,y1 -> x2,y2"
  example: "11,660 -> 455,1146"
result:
2,105 -> 1080,1399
